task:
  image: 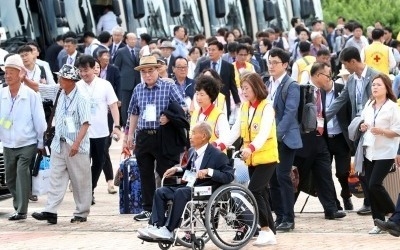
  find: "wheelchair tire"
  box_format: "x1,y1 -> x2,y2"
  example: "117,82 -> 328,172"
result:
205,183 -> 258,250
191,238 -> 205,250
158,242 -> 172,250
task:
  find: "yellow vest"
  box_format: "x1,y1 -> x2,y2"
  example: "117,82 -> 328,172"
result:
234,62 -> 254,88
364,42 -> 390,75
240,100 -> 279,166
190,105 -> 222,143
295,55 -> 316,82
215,93 -> 225,111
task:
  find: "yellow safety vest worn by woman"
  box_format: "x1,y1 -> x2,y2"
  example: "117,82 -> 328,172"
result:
234,61 -> 255,88
365,42 -> 390,75
240,99 -> 279,166
190,104 -> 222,144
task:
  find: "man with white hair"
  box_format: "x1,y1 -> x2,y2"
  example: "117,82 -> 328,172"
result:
310,32 -> 328,57
1,54 -> 47,220
109,26 -> 126,62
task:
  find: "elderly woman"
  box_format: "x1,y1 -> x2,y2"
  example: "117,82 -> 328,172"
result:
226,72 -> 278,246
190,75 -> 230,151
359,73 -> 400,234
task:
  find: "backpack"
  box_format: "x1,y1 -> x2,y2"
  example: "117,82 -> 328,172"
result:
280,77 -> 317,134
38,65 -> 47,80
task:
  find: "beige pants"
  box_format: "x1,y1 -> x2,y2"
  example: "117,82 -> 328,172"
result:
45,142 -> 91,218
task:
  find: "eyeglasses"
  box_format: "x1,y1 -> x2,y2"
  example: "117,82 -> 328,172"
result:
238,53 -> 248,57
267,61 -> 283,66
140,69 -> 156,76
318,72 -> 332,79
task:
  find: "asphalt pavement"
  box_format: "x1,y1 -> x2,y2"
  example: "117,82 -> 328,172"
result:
0,139 -> 399,249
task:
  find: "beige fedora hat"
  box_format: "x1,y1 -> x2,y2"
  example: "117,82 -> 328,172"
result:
134,55 -> 162,71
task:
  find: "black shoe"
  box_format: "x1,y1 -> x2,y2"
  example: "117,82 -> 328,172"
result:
374,219 -> 400,237
32,212 -> 57,224
233,226 -> 248,242
325,211 -> 346,220
134,211 -> 152,221
357,205 -> 371,215
91,196 -> 95,205
276,222 -> 295,231
343,198 -> 354,210
70,216 -> 87,223
274,220 -> 282,229
8,213 -> 27,221
29,195 -> 38,202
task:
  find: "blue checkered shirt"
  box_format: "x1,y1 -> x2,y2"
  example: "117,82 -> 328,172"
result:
128,79 -> 185,130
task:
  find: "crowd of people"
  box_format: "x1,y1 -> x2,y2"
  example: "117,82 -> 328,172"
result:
2,13 -> 400,248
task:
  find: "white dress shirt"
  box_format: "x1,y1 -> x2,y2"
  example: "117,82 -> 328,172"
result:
267,74 -> 286,101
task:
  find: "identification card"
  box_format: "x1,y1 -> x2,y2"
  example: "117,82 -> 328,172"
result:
317,117 -> 325,128
65,116 -> 76,133
3,119 -> 12,129
182,170 -> 196,187
90,103 -> 97,115
145,104 -> 156,122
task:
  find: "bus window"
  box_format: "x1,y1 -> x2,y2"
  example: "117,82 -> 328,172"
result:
206,0 -> 246,36
254,0 -> 289,32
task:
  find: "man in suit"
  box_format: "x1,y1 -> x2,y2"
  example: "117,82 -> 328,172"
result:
321,72 -> 354,211
266,48 -> 302,231
326,46 -> 379,215
137,122 -> 234,240
109,26 -> 126,62
45,35 -> 64,73
159,41 -> 176,78
61,38 -> 81,68
114,33 -> 141,127
296,62 -> 347,220
196,40 -> 241,118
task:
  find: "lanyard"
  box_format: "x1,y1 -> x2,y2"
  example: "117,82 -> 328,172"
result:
29,66 -> 37,81
64,90 -> 77,115
326,91 -> 334,109
373,99 -> 387,126
9,96 -> 17,115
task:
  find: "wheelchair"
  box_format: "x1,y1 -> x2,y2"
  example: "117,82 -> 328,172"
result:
138,149 -> 258,250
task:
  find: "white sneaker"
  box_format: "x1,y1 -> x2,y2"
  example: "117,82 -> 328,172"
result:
253,230 -> 277,246
148,226 -> 174,240
369,226 -> 382,234
137,225 -> 157,237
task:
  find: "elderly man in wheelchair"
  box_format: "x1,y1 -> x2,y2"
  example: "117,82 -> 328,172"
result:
137,122 -> 234,240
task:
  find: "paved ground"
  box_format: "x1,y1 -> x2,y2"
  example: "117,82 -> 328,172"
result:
0,140 -> 399,249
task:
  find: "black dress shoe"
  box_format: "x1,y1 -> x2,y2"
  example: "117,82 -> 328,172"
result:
274,220 -> 282,229
374,219 -> 400,237
325,211 -> 346,220
276,222 -> 295,231
8,213 -> 27,221
32,212 -> 57,224
357,205 -> 371,215
91,196 -> 95,205
71,216 -> 87,223
343,198 -> 354,210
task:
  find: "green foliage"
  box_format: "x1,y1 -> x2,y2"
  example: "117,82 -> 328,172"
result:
322,0 -> 400,35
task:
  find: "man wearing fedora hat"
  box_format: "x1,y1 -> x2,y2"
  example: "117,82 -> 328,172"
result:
1,54 -> 47,220
160,41 -> 176,78
125,55 -> 186,221
32,64 -> 92,224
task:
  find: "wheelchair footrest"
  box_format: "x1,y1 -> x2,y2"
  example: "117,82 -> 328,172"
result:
137,235 -> 174,244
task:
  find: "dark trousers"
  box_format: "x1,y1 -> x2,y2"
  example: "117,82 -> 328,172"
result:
121,90 -> 133,127
90,137 -> 107,191
136,131 -> 179,211
248,163 -> 276,230
296,135 -> 338,214
151,185 -> 191,231
389,194 -> 400,223
364,158 -> 395,221
270,142 -> 296,223
103,112 -> 114,181
327,133 -> 351,199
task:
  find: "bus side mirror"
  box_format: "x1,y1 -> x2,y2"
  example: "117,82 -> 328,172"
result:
112,0 -> 121,16
215,0 -> 226,18
263,0 -> 276,21
132,0 -> 145,19
169,0 -> 181,17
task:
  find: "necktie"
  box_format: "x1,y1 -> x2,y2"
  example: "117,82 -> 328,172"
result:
192,152 -> 198,171
112,45 -> 117,57
212,62 -> 217,71
68,57 -> 73,65
131,49 -> 135,61
316,89 -> 324,135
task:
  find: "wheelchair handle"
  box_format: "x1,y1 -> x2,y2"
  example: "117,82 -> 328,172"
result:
232,150 -> 243,159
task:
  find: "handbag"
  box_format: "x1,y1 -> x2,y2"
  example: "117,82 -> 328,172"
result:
383,163 -> 400,204
348,161 -> 364,198
43,89 -> 61,155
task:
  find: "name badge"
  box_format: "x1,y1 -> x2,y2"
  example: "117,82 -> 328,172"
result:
65,116 -> 76,133
182,170 -> 196,187
144,104 -> 156,122
2,119 -> 12,129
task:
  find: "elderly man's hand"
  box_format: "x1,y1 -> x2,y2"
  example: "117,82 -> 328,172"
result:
164,167 -> 178,177
197,169 -> 209,179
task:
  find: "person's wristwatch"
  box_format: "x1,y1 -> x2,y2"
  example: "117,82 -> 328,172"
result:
114,125 -> 121,130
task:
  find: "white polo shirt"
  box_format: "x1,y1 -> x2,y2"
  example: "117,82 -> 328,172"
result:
76,76 -> 118,138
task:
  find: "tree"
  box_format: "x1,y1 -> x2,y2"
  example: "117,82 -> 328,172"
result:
322,0 -> 400,35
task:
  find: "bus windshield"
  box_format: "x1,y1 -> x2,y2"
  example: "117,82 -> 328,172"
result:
206,0 -> 246,36
0,0 -> 34,41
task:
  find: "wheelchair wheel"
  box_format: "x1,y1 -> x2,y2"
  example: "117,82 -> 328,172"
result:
191,238 -> 205,250
158,241 -> 172,250
205,184 -> 258,250
175,202 -> 211,248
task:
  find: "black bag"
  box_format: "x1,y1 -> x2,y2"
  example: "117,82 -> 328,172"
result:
43,90 -> 61,155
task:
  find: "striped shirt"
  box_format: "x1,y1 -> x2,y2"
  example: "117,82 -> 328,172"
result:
40,85 -> 91,154
128,79 -> 185,130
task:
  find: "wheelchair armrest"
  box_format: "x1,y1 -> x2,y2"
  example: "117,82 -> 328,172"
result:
161,174 -> 184,187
